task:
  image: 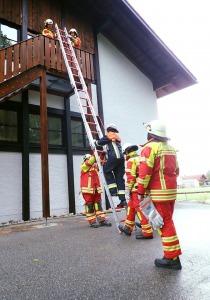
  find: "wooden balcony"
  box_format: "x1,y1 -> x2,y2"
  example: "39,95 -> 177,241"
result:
0,35 -> 95,99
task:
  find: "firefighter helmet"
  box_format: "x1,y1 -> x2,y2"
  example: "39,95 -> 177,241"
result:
122,143 -> 138,154
106,123 -> 119,133
45,19 -> 53,26
143,120 -> 167,138
83,154 -> 91,162
69,28 -> 78,37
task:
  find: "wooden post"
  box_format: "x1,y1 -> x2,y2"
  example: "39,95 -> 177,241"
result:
40,69 -> 50,218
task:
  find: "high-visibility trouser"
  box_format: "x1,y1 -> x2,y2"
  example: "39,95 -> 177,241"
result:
154,201 -> 182,259
83,192 -> 106,224
125,192 -> 153,237
104,157 -> 126,201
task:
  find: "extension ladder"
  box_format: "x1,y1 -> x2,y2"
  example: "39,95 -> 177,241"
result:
55,24 -> 120,231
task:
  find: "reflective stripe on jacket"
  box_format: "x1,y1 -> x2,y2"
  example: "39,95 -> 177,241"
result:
125,151 -> 140,192
137,139 -> 179,202
80,155 -> 102,194
96,132 -> 123,159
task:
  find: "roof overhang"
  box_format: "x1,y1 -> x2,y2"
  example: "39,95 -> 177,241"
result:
71,0 -> 197,98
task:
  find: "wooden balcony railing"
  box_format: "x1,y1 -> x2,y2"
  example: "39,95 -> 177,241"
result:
0,35 -> 95,84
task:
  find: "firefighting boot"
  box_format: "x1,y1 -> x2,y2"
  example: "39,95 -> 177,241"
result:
118,225 -> 132,236
109,187 -> 118,197
136,233 -> 153,240
89,222 -> 99,228
154,256 -> 182,270
99,220 -> 112,227
116,201 -> 127,208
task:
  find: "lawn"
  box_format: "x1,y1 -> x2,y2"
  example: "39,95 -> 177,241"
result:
177,187 -> 210,202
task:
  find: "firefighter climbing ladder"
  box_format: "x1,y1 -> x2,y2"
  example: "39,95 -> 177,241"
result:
55,24 -> 120,231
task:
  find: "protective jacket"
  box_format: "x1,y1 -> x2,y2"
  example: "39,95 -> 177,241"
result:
71,37 -> 81,49
137,138 -> 179,202
42,28 -> 57,39
125,151 -> 140,193
96,132 -> 124,159
80,155 -> 102,194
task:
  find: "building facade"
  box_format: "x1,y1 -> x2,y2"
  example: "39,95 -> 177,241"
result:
0,0 -> 197,222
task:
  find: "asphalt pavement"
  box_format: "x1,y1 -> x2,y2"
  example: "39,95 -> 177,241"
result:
0,201 -> 210,300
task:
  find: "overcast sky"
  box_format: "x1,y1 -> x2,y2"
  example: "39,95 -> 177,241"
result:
127,0 -> 210,176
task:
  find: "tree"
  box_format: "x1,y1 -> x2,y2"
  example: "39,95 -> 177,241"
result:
0,31 -> 11,49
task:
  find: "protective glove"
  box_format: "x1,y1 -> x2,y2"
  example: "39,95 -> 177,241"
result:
148,210 -> 164,230
125,188 -> 131,201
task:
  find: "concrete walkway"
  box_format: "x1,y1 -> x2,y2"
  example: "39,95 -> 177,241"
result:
0,201 -> 210,300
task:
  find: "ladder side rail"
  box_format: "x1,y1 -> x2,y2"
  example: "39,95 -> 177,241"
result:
55,24 -> 79,90
56,24 -> 120,231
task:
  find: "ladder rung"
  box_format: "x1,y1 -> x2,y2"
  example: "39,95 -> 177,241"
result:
87,122 -> 96,125
91,131 -> 99,134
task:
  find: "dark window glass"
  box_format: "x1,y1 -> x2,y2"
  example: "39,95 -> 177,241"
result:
71,119 -> 89,148
29,114 -> 62,145
0,110 -> 18,142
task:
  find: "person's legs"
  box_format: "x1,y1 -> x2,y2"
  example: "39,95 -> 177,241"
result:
83,193 -> 98,228
154,201 -> 182,269
119,197 -> 136,236
103,158 -> 118,196
94,192 -> 112,227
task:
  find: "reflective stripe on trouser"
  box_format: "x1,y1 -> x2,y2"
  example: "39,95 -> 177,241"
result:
83,192 -> 104,224
95,200 -> 106,223
154,201 -> 182,259
125,192 -> 153,236
104,157 -> 125,191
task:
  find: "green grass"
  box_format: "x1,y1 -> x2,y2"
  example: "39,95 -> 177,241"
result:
177,187 -> 210,202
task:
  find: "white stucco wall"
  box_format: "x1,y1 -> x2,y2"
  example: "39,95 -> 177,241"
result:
29,90 -> 64,109
30,153 -> 69,218
0,152 -> 22,222
97,34 -> 158,146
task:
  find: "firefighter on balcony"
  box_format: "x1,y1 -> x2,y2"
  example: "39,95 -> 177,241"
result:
80,153 -> 112,228
68,28 -> 81,49
138,120 -> 182,270
95,124 -> 127,208
118,143 -> 153,239
42,19 -> 57,39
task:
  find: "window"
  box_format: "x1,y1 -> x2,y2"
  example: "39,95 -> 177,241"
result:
0,24 -> 18,49
29,114 -> 62,146
71,118 -> 89,148
0,110 -> 18,142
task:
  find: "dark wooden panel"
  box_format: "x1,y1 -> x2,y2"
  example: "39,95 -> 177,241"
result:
13,43 -> 20,76
0,0 -> 22,25
6,47 -> 13,79
27,39 -> 33,69
0,50 -> 5,82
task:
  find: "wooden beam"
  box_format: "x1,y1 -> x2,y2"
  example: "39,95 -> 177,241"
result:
0,66 -> 43,99
40,69 -> 50,218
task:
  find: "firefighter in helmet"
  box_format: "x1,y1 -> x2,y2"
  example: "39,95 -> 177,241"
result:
95,124 -> 127,208
138,120 -> 182,270
42,19 -> 57,39
118,143 -> 153,238
68,28 -> 81,49
80,153 -> 112,228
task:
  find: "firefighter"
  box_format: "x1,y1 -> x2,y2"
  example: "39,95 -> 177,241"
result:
42,19 -> 57,39
80,153 -> 112,228
118,143 -> 153,239
95,124 -> 127,208
69,28 -> 81,49
138,120 -> 182,270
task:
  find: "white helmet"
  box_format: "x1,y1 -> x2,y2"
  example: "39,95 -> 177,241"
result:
122,143 -> 138,154
69,28 -> 78,37
83,154 -> 91,162
144,120 -> 167,138
106,123 -> 119,133
45,19 -> 53,26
